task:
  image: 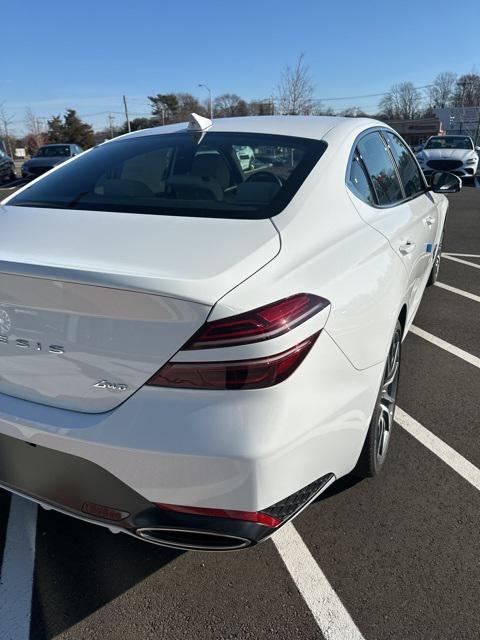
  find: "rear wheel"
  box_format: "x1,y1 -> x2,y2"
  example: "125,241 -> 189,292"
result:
354,321 -> 402,478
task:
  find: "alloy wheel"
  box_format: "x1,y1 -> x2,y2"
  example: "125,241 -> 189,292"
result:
375,328 -> 401,464
432,235 -> 443,282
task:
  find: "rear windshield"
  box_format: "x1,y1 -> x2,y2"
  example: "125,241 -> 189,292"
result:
10,131 -> 326,219
35,145 -> 71,157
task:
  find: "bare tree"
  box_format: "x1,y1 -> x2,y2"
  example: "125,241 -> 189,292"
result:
214,93 -> 248,117
428,72 -> 457,109
339,106 -> 367,117
451,73 -> 480,107
0,103 -> 15,157
313,105 -> 335,116
24,107 -> 47,154
248,99 -> 275,116
276,54 -> 314,115
379,82 -> 422,120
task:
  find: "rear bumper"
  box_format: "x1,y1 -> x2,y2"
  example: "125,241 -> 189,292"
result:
0,331 -> 383,544
0,431 -> 333,550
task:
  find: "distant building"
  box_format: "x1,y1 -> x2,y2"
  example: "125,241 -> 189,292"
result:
434,107 -> 480,141
382,117 -> 444,147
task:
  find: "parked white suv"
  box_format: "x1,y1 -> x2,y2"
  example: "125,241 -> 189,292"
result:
416,135 -> 479,181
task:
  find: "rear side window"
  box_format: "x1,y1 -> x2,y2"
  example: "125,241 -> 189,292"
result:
357,132 -> 403,206
10,132 -> 327,220
349,153 -> 376,205
384,131 -> 424,198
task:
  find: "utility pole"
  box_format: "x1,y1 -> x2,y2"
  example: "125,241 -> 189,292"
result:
123,95 -> 131,132
198,83 -> 213,119
474,111 -> 480,147
107,113 -> 115,138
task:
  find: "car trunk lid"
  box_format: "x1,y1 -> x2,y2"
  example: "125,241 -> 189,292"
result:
0,205 -> 280,412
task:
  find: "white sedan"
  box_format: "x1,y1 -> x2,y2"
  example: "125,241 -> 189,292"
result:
416,135 -> 479,181
0,114 -> 461,551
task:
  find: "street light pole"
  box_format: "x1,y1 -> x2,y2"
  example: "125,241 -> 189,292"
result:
123,95 -> 131,133
198,83 -> 213,119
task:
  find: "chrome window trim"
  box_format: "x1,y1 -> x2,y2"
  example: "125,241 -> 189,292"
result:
381,129 -> 429,197
346,126 -> 430,210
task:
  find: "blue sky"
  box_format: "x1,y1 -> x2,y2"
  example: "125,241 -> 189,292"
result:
2,0 -> 479,133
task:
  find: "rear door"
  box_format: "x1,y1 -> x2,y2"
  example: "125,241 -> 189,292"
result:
347,130 -> 437,320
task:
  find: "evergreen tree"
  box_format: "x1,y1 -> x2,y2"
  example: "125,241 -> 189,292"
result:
46,115 -> 65,143
62,109 -> 95,148
148,94 -> 179,123
45,110 -> 94,148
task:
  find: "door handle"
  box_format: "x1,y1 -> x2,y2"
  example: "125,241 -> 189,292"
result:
399,240 -> 416,255
423,215 -> 436,226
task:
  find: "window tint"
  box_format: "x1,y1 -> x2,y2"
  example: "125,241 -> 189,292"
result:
10,132 -> 326,220
357,132 -> 403,205
349,153 -> 376,205
384,131 -> 424,198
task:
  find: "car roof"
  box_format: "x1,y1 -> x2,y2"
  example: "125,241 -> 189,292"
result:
117,115 -> 382,143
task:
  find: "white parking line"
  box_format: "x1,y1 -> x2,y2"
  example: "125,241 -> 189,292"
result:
435,281 -> 480,303
395,407 -> 480,492
442,253 -> 480,258
441,255 -> 480,270
0,496 -> 37,640
409,325 -> 480,369
273,522 -> 365,640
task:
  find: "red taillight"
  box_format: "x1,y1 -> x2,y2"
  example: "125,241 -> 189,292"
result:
146,333 -> 319,390
154,503 -> 281,528
183,293 -> 329,350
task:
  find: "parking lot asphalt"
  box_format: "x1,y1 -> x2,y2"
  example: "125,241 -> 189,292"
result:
0,183 -> 479,640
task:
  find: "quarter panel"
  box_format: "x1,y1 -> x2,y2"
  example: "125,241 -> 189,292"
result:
211,131 -> 408,370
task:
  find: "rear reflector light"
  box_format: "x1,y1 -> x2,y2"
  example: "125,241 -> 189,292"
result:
81,502 -> 130,521
183,293 -> 329,350
155,503 -> 281,528
146,333 -> 319,390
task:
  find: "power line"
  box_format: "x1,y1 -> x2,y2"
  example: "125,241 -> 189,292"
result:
313,84 -> 434,103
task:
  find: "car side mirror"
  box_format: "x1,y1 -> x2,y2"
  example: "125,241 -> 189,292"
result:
430,171 -> 462,194
476,146 -> 480,152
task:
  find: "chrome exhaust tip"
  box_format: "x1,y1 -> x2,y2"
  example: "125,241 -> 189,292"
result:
136,527 -> 252,551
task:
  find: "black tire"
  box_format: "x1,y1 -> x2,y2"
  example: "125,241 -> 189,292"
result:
354,321 -> 402,478
426,231 -> 444,287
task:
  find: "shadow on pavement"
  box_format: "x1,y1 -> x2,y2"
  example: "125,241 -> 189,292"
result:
0,178 -> 28,199
313,473 -> 363,504
31,508 -> 183,640
0,488 -> 12,565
